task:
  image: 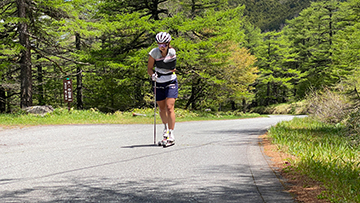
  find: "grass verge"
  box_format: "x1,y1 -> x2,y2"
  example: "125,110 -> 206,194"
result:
268,117 -> 360,202
0,108 -> 263,127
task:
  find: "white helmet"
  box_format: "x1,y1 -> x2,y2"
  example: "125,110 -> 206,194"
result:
155,32 -> 171,43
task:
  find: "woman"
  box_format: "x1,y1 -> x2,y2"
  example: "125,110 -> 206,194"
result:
147,32 -> 178,146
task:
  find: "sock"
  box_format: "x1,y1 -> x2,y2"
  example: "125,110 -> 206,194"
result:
168,129 -> 175,141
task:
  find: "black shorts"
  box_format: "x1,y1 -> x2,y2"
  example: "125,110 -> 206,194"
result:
155,79 -> 178,101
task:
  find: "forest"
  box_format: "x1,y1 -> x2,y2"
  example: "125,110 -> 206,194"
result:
1,0 -> 360,113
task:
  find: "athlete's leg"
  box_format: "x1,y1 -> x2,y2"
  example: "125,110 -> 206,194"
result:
157,98 -> 175,129
166,98 -> 176,130
157,99 -> 168,127
157,79 -> 177,144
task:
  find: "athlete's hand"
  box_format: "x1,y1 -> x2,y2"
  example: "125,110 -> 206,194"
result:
152,73 -> 158,81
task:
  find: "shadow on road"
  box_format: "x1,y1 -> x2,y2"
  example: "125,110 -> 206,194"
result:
121,144 -> 159,148
0,164 -> 292,202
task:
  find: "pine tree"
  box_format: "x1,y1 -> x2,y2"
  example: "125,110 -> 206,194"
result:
332,0 -> 360,98
0,0 -> 99,111
0,1 -> 20,112
254,31 -> 302,106
284,0 -> 341,98
17,0 -> 33,108
172,6 -> 250,110
228,0 -> 312,31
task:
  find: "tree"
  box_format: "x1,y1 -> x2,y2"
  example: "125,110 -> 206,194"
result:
97,0 -> 171,20
17,0 -> 32,108
332,0 -> 360,98
87,0 -> 253,111
170,6 -> 249,110
84,1 -> 158,111
284,0 -> 341,98
254,31 -> 303,106
216,44 -> 258,110
0,0 -> 99,111
0,0 -> 20,112
228,0 -> 312,31
0,0 -> 261,112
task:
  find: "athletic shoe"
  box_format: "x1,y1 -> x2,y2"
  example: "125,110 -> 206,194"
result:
168,130 -> 175,142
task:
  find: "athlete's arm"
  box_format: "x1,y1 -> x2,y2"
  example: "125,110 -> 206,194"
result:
147,55 -> 155,77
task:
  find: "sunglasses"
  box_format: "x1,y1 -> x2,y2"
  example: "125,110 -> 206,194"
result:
158,43 -> 168,48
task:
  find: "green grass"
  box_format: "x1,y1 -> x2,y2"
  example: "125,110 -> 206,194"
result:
0,107 -> 263,127
268,117 -> 360,203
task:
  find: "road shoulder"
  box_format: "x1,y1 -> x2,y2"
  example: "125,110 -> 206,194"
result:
260,133 -> 329,203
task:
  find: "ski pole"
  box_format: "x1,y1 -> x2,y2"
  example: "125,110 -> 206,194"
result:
153,80 -> 157,145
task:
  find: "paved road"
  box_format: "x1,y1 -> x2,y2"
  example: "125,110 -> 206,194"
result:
0,115 -> 301,202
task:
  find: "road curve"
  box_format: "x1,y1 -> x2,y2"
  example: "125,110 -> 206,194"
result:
0,115 -> 302,202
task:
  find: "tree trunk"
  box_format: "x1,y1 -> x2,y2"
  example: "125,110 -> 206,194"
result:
231,100 -> 236,110
242,99 -> 246,113
0,87 -> 5,113
75,33 -> 83,109
18,0 -> 32,108
266,82 -> 270,106
185,78 -> 201,110
151,0 -> 160,20
6,90 -> 11,113
37,54 -> 44,105
355,86 -> 360,99
185,84 -> 196,110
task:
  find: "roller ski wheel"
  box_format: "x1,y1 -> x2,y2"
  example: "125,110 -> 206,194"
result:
158,137 -> 168,146
163,140 -> 175,148
158,137 -> 175,147
158,140 -> 164,146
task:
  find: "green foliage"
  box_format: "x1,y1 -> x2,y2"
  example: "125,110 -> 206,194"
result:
281,0 -> 341,98
0,0 -> 101,111
0,1 -> 21,112
73,0 -> 256,112
228,0 -> 312,31
332,0 -> 360,98
3,0 -> 360,114
254,31 -> 303,106
268,117 -> 360,202
253,0 -> 360,107
170,6 -> 259,110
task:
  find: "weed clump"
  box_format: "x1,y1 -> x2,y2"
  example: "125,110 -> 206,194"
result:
306,88 -> 351,124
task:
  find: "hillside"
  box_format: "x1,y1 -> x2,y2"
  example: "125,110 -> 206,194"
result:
229,0 -> 312,31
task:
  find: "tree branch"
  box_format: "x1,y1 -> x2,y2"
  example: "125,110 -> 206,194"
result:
31,45 -> 92,66
31,47 -> 66,74
0,0 -> 14,8
0,1 -> 14,16
23,31 -> 76,52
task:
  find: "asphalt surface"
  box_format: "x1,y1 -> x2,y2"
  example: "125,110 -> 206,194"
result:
0,115 -> 302,202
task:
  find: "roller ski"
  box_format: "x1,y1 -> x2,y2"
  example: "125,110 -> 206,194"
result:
158,138 -> 175,147
163,140 -> 175,147
158,129 -> 175,147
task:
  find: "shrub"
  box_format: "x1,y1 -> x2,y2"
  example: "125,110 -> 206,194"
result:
306,88 -> 351,124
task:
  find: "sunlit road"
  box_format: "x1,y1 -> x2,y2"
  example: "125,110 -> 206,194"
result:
0,115 -> 301,202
